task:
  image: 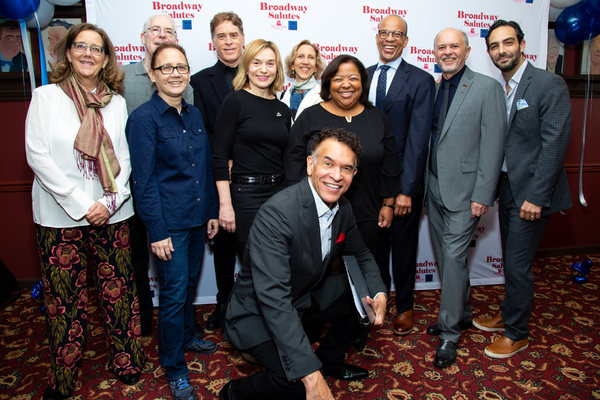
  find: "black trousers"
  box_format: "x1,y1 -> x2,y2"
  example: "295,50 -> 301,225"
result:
212,229 -> 237,305
230,289 -> 360,400
376,196 -> 423,312
128,214 -> 153,332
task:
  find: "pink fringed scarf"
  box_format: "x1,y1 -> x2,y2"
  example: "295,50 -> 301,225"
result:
59,73 -> 121,211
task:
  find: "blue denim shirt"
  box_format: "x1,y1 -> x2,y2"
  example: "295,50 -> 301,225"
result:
126,92 -> 218,242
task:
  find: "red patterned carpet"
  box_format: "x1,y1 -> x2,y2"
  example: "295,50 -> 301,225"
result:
1,254 -> 599,400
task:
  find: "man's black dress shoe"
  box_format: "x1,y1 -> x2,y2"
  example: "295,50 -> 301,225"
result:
43,386 -> 66,400
322,364 -> 369,381
206,303 -> 225,331
353,337 -> 368,351
219,381 -> 234,400
427,320 -> 472,336
434,339 -> 457,368
117,372 -> 141,385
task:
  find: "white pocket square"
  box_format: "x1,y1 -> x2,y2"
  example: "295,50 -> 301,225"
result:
516,99 -> 529,110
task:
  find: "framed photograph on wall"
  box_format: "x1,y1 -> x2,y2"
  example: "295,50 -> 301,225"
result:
41,18 -> 81,71
0,19 -> 29,73
581,34 -> 600,75
547,29 -> 565,74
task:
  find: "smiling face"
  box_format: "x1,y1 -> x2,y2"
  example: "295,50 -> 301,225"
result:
212,20 -> 244,68
47,26 -> 68,62
142,14 -> 178,59
487,25 -> 525,74
307,138 -> 357,208
246,47 -> 277,94
66,30 -> 108,90
376,15 -> 408,64
149,47 -> 190,102
435,28 -> 471,79
292,44 -> 317,81
328,62 -> 362,111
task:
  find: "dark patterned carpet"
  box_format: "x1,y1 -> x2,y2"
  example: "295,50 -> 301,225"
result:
1,254 -> 598,399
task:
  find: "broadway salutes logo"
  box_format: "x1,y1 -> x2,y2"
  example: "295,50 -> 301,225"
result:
115,43 -> 144,65
152,1 -> 202,19
314,43 -> 359,61
486,256 -> 504,276
415,260 -> 437,283
409,46 -> 436,73
362,6 -> 408,31
457,10 -> 499,38
259,2 -> 308,30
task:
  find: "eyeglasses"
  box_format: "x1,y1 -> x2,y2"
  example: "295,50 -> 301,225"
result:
147,26 -> 175,38
152,64 -> 190,74
71,42 -> 104,56
378,30 -> 407,40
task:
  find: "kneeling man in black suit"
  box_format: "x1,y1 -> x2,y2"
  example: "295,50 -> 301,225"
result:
219,128 -> 387,400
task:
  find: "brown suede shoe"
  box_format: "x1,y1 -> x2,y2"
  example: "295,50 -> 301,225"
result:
484,336 -> 529,358
473,315 -> 505,332
392,309 -> 414,336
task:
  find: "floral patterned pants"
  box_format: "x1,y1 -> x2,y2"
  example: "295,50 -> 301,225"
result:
36,221 -> 146,396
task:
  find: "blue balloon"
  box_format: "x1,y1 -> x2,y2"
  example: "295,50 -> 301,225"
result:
0,0 -> 40,20
584,0 -> 600,18
555,1 -> 595,44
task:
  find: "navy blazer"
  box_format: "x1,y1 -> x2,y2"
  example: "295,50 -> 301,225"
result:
189,61 -> 231,147
367,59 -> 435,197
224,178 -> 386,382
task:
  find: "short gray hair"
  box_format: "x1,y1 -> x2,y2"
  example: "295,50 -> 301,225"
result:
142,13 -> 177,36
433,28 -> 469,49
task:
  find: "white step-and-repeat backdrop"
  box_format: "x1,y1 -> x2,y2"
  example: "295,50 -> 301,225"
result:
86,0 -> 550,304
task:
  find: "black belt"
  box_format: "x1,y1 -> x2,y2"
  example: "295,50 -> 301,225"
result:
232,172 -> 285,185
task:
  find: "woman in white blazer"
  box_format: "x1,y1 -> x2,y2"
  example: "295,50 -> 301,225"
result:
279,40 -> 325,122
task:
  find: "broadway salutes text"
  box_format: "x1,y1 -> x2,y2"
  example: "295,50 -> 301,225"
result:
152,1 -> 202,18
260,2 -> 307,19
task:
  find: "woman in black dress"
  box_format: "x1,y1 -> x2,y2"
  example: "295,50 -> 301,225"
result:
212,39 -> 291,256
284,54 -> 401,255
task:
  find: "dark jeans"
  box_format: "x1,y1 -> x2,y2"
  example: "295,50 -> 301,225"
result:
155,225 -> 206,381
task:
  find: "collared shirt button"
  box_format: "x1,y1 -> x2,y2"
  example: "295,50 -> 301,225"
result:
197,198 -> 200,201
183,130 -> 186,133
192,164 -> 195,167
189,146 -> 192,149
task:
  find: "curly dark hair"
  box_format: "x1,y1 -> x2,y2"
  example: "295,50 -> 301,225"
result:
319,54 -> 371,107
50,23 -> 124,94
310,127 -> 363,167
485,20 -> 525,49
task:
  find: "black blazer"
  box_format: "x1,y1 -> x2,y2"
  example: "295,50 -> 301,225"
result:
189,61 -> 231,147
367,59 -> 435,198
223,178 -> 386,382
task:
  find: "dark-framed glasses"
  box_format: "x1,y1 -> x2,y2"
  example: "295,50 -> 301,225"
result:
147,26 -> 175,38
378,30 -> 406,40
71,42 -> 104,56
152,64 -> 190,74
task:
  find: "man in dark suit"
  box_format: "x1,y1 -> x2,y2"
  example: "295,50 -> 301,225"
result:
368,15 -> 435,336
426,28 -> 506,368
219,128 -> 387,400
189,12 -> 245,331
474,20 -> 572,358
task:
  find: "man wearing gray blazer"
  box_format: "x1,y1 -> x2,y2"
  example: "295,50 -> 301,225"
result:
426,28 -> 506,368
474,20 -> 572,359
